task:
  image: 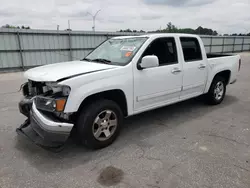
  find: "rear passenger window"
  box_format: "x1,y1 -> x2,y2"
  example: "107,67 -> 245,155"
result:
180,37 -> 202,62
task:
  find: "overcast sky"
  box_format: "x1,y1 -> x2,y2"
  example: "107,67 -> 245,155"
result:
0,0 -> 249,34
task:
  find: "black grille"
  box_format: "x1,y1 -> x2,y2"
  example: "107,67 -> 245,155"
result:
26,80 -> 46,96
22,82 -> 30,96
28,80 -> 33,95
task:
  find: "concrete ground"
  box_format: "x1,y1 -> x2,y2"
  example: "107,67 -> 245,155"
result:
0,53 -> 250,188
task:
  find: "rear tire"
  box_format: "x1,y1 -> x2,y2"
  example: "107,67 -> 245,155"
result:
205,76 -> 226,105
76,99 -> 123,150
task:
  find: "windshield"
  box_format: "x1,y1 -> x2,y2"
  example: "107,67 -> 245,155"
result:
85,37 -> 148,66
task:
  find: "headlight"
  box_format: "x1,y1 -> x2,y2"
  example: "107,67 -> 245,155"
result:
45,83 -> 71,96
35,97 -> 67,112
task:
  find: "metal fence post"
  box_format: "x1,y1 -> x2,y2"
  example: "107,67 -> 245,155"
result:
68,31 -> 73,60
241,37 -> 245,52
232,37 -> 236,53
248,37 -> 250,51
17,31 -> 25,70
222,37 -> 225,53
209,37 -> 213,53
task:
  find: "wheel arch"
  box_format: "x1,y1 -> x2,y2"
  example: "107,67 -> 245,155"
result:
76,89 -> 128,118
213,70 -> 231,85
205,69 -> 231,93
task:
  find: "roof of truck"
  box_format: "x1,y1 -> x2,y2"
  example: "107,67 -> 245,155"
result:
112,33 -> 199,39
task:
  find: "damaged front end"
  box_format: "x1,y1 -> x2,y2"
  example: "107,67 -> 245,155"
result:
17,80 -> 74,151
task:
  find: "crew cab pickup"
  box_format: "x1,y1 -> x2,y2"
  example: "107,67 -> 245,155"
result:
17,34 -> 241,150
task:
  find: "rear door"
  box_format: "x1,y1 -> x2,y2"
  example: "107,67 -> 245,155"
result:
133,37 -> 183,113
180,37 -> 207,100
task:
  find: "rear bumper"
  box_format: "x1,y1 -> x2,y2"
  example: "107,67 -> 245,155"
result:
17,99 -> 74,150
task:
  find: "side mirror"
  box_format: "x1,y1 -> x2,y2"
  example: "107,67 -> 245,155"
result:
138,55 -> 159,70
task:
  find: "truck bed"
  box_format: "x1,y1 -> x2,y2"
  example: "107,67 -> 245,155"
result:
207,53 -> 233,59
207,53 -> 240,85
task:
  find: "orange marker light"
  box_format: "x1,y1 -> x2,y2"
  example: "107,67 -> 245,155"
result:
56,99 -> 66,112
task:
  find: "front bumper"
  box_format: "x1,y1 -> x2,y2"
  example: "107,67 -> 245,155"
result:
17,99 -> 74,151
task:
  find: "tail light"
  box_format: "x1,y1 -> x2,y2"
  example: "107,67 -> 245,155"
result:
238,59 -> 241,71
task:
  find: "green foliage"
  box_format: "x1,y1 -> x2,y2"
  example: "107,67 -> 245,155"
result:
119,29 -> 146,33
118,22 -> 218,35
178,28 -> 195,34
1,24 -> 30,29
160,23 -> 218,35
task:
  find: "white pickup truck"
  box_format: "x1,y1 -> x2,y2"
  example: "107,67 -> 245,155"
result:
17,34 -> 241,150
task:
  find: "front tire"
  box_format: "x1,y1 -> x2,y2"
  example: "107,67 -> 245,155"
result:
205,76 -> 226,105
76,99 -> 123,150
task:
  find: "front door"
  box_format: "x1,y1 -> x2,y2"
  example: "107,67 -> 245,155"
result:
133,37 -> 183,113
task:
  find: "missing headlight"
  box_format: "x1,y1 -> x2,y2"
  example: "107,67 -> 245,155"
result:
62,86 -> 71,96
45,83 -> 71,96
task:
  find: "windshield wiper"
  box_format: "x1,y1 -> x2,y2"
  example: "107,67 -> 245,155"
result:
91,58 -> 111,64
81,58 -> 92,62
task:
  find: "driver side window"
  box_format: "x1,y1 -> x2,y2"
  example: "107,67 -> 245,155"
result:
142,37 -> 178,66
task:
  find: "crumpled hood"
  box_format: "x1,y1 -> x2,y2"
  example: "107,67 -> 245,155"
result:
24,61 -> 117,82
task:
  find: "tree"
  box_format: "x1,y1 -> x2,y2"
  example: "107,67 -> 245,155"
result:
178,28 -> 195,34
118,23 -> 220,35
1,24 -> 30,29
193,26 -> 218,35
165,22 -> 178,33
118,29 -> 145,33
212,30 -> 218,36
166,22 -> 173,31
120,29 -> 132,32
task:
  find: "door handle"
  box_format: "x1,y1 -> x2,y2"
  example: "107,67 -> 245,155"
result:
198,64 -> 206,69
171,68 -> 182,74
